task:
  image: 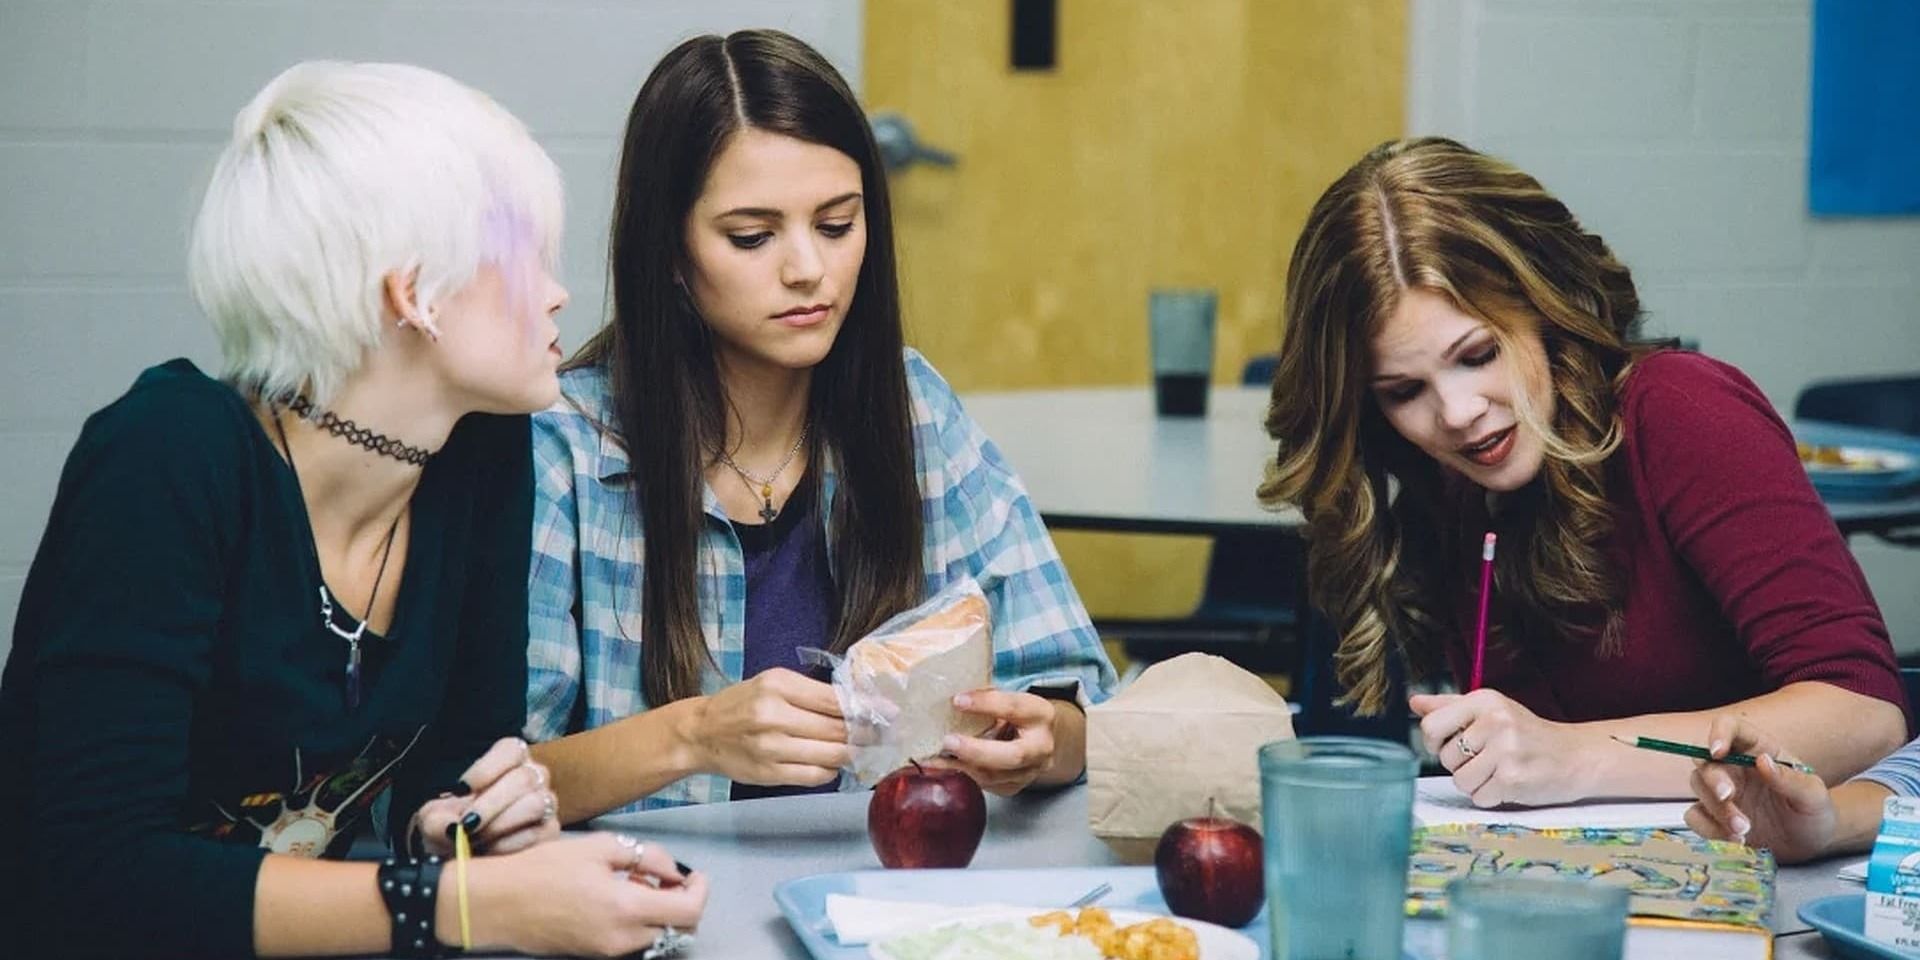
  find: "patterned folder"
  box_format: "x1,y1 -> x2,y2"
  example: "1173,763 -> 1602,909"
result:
1406,824 -> 1775,930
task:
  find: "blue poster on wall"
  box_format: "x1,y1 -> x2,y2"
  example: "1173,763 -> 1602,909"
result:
1809,0 -> 1920,216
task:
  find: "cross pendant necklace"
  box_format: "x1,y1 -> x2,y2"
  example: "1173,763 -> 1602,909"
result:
715,424 -> 809,524
755,485 -> 778,523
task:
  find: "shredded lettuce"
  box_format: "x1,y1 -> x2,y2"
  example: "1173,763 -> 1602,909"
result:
877,920 -> 1104,960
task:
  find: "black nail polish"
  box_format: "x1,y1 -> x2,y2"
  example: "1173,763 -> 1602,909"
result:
447,779 -> 473,797
444,821 -> 459,841
461,811 -> 482,833
675,860 -> 694,877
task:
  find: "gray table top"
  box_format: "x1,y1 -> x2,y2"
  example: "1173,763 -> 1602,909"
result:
960,386 -> 1300,534
575,785 -> 1854,960
959,386 -> 1920,539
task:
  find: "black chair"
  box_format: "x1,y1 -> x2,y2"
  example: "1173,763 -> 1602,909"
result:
1242,353 -> 1278,389
1794,375 -> 1920,438
1098,532 -> 1303,675
1288,607 -> 1412,741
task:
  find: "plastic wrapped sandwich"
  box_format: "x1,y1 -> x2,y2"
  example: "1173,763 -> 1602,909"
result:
811,578 -> 996,786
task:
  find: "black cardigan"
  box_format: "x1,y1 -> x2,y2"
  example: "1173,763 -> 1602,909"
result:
0,359 -> 531,959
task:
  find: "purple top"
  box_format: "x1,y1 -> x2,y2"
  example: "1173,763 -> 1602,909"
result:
729,470 -> 841,801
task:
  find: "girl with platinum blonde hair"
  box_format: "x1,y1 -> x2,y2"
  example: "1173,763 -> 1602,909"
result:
1262,137 -> 1905,810
1,61 -> 704,959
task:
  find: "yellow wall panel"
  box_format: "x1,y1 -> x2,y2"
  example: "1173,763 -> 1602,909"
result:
866,0 -> 1405,619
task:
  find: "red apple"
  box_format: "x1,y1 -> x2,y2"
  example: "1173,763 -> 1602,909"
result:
1154,812 -> 1264,927
868,761 -> 987,868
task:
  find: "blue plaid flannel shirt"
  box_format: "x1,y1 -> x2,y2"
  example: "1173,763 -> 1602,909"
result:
524,349 -> 1118,811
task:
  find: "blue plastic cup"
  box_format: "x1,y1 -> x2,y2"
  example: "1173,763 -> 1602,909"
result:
1260,736 -> 1419,960
1447,876 -> 1628,960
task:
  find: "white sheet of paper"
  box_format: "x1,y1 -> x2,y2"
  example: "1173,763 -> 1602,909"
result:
1839,858 -> 1868,883
1413,776 -> 1692,829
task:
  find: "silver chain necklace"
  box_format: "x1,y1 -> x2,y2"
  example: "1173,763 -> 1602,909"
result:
714,424 -> 809,523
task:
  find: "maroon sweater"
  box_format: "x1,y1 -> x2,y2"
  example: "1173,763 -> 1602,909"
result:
1438,351 -> 1905,723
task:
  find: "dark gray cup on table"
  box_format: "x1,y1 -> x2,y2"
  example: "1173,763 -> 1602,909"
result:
1148,288 -> 1216,417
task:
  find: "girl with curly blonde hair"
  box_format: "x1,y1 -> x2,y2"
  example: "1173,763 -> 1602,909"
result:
1262,137 -> 1906,806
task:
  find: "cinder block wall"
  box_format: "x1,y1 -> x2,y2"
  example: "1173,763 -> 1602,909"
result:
0,1 -> 863,653
1409,0 -> 1920,653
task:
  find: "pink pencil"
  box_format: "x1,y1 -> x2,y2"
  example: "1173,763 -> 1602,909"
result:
1469,532 -> 1497,691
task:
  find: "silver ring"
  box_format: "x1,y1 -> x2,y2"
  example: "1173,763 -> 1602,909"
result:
616,834 -> 645,873
1456,736 -> 1477,758
640,925 -> 695,960
541,791 -> 557,824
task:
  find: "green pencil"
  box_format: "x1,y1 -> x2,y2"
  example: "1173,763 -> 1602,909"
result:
1610,734 -> 1818,776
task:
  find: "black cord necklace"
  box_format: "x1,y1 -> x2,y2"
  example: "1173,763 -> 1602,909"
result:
272,408 -> 404,710
285,394 -> 435,467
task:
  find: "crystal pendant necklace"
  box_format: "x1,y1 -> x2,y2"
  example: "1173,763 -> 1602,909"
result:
273,409 -> 403,710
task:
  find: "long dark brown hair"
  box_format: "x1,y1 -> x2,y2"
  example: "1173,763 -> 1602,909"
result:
1259,137 -> 1666,713
572,30 -> 922,706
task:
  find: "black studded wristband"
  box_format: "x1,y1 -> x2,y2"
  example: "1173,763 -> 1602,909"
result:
377,856 -> 457,958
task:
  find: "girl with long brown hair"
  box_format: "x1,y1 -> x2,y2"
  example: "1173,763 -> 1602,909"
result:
1263,137 -> 1905,806
523,30 -> 1115,818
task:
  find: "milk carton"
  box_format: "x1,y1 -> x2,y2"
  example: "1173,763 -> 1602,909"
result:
1866,796 -> 1920,950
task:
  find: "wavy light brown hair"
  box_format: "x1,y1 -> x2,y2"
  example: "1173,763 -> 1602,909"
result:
1259,137 -> 1666,713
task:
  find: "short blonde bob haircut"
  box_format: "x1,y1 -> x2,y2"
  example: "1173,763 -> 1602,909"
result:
188,61 -> 563,406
